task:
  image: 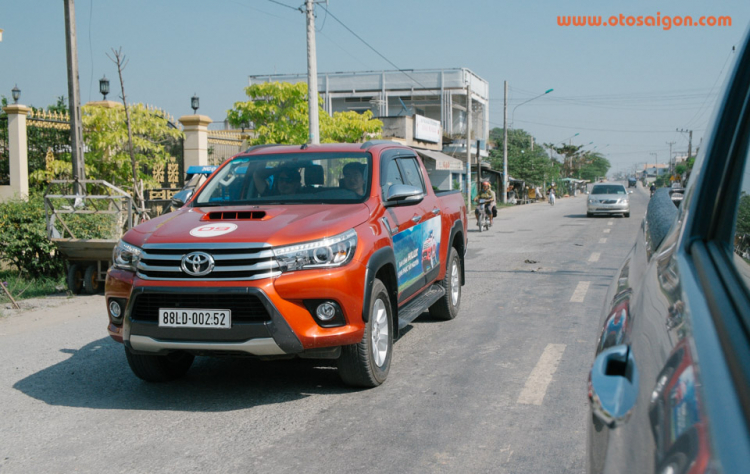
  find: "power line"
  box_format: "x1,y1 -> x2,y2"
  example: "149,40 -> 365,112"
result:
266,0 -> 302,12
682,46 -> 736,129
317,4 -> 431,91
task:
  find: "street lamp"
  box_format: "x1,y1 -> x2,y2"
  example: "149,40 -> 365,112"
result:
99,75 -> 110,100
511,88 -> 553,126
11,85 -> 20,104
191,94 -> 199,114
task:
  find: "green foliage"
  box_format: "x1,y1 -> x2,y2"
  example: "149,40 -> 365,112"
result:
28,102 -> 183,191
0,270 -> 66,305
227,82 -> 383,144
489,128 -> 560,185
675,164 -> 687,176
0,192 -> 118,278
0,194 -> 64,278
578,152 -> 611,182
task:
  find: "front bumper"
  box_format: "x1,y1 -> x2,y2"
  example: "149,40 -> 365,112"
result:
587,201 -> 629,215
106,261 -> 369,357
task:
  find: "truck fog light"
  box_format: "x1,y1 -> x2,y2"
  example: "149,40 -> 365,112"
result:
316,302 -> 337,321
109,300 -> 122,318
305,299 -> 345,327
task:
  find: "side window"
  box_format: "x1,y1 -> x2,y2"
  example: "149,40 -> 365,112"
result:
399,157 -> 425,192
382,159 -> 405,196
732,155 -> 750,290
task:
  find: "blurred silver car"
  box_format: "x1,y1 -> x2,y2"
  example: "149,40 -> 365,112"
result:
587,183 -> 631,218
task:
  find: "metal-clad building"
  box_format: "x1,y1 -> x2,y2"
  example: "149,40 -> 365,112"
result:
248,68 -> 489,144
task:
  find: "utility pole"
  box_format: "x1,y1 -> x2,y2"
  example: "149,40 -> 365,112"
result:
676,128 -> 693,161
476,139 -> 482,193
666,141 -> 676,174
64,0 -> 85,190
465,85 -> 472,210
305,0 -> 320,144
502,80 -> 508,204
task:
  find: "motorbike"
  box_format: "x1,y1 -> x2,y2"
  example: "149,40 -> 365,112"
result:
476,199 -> 491,232
650,188 -> 655,198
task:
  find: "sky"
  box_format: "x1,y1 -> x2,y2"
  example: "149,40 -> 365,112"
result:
2,0 -> 750,175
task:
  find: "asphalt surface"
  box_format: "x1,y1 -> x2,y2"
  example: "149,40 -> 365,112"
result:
0,183 -> 650,474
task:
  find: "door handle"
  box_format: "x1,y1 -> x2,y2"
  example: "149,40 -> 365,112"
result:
432,208 -> 441,215
411,215 -> 422,223
588,344 -> 639,428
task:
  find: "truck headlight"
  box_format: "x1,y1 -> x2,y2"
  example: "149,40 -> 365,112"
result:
273,229 -> 357,272
112,239 -> 142,271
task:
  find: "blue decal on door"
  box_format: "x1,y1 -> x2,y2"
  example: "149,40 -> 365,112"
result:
393,216 -> 441,293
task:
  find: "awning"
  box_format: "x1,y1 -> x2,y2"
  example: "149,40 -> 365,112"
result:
416,149 -> 466,171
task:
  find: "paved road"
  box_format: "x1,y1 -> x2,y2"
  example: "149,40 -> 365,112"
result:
0,184 -> 650,474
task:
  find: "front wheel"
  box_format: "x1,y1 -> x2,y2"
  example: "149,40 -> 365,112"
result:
429,247 -> 461,321
624,212 -> 630,218
125,347 -> 194,382
67,264 -> 83,294
83,265 -> 101,294
337,279 -> 393,387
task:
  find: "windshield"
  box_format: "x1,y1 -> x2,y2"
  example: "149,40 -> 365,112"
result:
591,184 -> 627,195
194,152 -> 371,206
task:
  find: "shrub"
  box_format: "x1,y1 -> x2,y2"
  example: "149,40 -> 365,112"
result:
0,194 -> 65,278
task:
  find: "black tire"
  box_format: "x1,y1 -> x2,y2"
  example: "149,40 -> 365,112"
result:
430,247 -> 461,321
586,212 -> 593,218
83,265 -> 101,294
337,279 -> 393,387
67,264 -> 83,294
625,212 -> 630,218
125,347 -> 194,382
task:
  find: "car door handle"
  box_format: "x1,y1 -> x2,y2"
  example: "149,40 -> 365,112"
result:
411,215 -> 422,223
432,208 -> 441,215
588,344 -> 639,428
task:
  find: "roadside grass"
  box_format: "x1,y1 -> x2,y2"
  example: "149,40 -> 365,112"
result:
0,269 -> 67,308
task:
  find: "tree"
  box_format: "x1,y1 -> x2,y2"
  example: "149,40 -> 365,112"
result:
31,103 -> 183,191
489,128 -> 560,185
227,82 -> 383,144
577,152 -> 611,182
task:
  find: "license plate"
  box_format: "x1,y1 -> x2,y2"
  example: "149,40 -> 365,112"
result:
158,309 -> 231,329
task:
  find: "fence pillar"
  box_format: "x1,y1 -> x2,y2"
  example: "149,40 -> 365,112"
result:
179,114 -> 211,168
0,104 -> 31,200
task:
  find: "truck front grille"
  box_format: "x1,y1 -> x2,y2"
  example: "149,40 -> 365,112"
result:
131,293 -> 271,323
136,243 -> 281,281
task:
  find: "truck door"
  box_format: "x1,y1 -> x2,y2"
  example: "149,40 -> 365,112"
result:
380,152 -> 431,303
398,155 -> 443,286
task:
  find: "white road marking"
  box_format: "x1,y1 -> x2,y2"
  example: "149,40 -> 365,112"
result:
589,252 -> 600,262
517,344 -> 567,405
599,238 -> 607,244
603,228 -> 611,233
570,281 -> 590,303
608,221 -> 614,226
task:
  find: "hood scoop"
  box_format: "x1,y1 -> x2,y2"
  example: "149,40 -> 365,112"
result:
204,211 -> 267,221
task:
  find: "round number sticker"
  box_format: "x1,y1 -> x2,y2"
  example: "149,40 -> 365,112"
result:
189,223 -> 238,238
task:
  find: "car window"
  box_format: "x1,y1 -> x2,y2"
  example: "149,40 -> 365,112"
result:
731,148 -> 750,291
194,152 -> 371,205
591,185 -> 626,195
399,157 -> 425,192
382,159 -> 405,196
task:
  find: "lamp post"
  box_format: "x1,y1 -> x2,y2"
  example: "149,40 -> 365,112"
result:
511,88 -> 553,127
99,75 -> 109,100
11,85 -> 20,104
191,94 -> 199,114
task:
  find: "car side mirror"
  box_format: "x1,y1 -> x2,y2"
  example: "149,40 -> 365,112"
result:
383,184 -> 424,207
171,189 -> 193,209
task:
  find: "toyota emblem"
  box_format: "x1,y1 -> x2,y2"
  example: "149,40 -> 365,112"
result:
180,251 -> 215,277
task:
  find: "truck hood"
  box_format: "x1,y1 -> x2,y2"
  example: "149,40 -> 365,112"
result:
124,203 -> 372,247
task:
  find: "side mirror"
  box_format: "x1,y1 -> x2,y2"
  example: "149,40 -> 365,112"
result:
171,189 -> 193,209
383,184 -> 424,207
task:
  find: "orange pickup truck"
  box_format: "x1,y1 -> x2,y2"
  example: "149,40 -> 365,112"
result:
105,142 -> 468,387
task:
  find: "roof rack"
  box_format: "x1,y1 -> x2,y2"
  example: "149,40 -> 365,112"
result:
360,140 -> 398,150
